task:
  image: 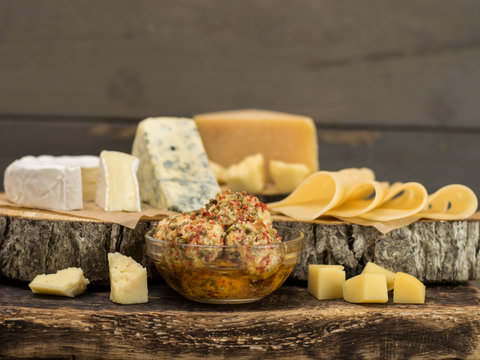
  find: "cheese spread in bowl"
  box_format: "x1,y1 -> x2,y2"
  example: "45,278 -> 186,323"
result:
146,190 -> 304,304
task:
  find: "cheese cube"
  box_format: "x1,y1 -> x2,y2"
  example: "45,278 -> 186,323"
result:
95,151 -> 141,212
362,262 -> 396,291
28,267 -> 89,297
393,272 -> 426,304
224,153 -> 265,194
269,160 -> 311,193
308,264 -> 345,300
194,109 -> 318,181
343,273 -> 388,303
108,252 -> 148,304
132,117 -> 220,212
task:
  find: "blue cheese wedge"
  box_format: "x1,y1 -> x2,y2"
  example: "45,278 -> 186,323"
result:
132,117 -> 220,212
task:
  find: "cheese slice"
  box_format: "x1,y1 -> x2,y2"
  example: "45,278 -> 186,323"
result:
95,150 -> 141,212
194,109 -> 318,181
419,184 -> 478,220
268,168 -> 376,220
269,160 -> 311,193
358,182 -> 428,222
29,267 -> 90,297
269,166 -> 476,223
224,153 -> 265,194
4,155 -> 99,210
108,252 -> 148,304
132,117 -> 220,212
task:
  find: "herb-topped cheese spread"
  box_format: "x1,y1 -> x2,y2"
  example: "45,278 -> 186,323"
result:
152,190 -> 289,300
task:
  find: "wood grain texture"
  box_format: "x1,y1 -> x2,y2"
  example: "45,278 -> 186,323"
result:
1,206 -> 479,285
1,0 -> 480,127
1,281 -> 480,359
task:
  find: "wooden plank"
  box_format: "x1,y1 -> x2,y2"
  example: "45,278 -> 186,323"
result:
1,0 -> 480,127
1,281 -> 479,359
1,119 -> 479,195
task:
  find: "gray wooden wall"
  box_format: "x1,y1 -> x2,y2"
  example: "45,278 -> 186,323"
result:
1,0 -> 480,195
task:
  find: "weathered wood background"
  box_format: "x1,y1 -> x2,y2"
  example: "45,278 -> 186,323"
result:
1,0 -> 480,195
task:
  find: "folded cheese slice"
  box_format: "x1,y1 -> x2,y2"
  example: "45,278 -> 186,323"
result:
419,184 -> 478,220
326,180 -> 389,218
268,168 -> 376,220
358,182 -> 429,222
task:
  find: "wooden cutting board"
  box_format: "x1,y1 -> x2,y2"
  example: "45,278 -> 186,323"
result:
1,280 -> 479,359
1,205 -> 480,285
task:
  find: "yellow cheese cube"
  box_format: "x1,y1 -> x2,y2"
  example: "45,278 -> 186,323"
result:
393,272 -> 426,304
362,262 -> 396,291
194,109 -> 318,181
224,153 -> 265,194
108,252 -> 148,304
269,160 -> 311,193
308,264 -> 345,300
343,273 -> 388,303
28,267 -> 89,297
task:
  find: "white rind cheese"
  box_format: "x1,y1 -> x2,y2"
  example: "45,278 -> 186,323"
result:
108,252 -> 148,304
4,155 -> 99,211
28,267 -> 90,297
132,117 -> 220,212
95,150 -> 141,212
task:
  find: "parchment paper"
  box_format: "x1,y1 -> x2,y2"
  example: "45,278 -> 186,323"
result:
0,193 -> 176,229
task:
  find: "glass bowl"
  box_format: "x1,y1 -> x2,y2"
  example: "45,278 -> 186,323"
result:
145,225 -> 304,304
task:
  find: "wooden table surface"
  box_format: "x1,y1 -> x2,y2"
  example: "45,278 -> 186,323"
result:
1,279 -> 480,359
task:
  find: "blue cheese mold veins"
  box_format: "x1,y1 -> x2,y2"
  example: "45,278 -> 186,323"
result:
132,117 -> 220,212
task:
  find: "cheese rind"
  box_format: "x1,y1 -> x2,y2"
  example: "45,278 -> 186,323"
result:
28,267 -> 90,297
132,117 -> 220,212
4,155 -> 99,210
308,265 -> 345,300
95,150 -> 141,212
343,273 -> 388,303
393,272 -> 425,304
362,262 -> 396,291
108,252 -> 148,304
269,160 -> 311,193
224,153 -> 265,194
194,109 -> 318,181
